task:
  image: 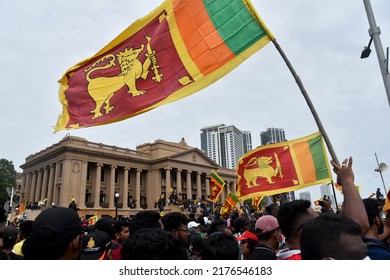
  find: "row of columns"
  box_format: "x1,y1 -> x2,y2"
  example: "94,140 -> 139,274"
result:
22,161 -> 236,211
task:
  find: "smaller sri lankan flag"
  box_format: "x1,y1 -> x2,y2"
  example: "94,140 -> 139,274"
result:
209,170 -> 225,202
236,132 -> 332,200
252,196 -> 263,209
220,191 -> 239,215
55,0 -> 274,131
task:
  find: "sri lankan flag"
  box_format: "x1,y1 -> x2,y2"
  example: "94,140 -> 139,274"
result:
209,170 -> 225,202
55,0 -> 274,131
220,191 -> 239,215
236,132 -> 332,200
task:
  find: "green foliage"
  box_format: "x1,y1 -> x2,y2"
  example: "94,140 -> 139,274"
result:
0,158 -> 17,206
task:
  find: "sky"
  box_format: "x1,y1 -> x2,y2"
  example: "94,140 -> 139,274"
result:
1,0 -> 389,204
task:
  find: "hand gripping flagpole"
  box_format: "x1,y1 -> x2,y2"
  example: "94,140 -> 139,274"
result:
272,39 -> 340,212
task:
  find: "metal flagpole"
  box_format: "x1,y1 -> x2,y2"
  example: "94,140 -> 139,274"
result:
272,39 -> 340,208
362,0 -> 390,106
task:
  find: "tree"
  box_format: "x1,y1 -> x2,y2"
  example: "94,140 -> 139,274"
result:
0,158 -> 17,207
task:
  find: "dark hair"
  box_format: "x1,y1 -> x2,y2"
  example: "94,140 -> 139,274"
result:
209,218 -> 226,234
128,210 -> 161,233
22,227 -> 79,259
277,199 -> 312,238
161,212 -> 188,232
300,213 -> 363,260
19,220 -> 34,239
121,228 -> 185,260
362,198 -> 380,227
201,233 -> 239,260
114,220 -> 129,234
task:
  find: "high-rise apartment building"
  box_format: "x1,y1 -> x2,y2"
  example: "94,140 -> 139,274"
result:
200,124 -> 252,169
260,127 -> 287,145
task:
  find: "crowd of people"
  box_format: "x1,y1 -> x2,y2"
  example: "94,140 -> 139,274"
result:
1,157 -> 390,260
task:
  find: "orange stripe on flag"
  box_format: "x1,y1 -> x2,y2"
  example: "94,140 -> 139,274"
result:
293,141 -> 316,183
173,0 -> 234,75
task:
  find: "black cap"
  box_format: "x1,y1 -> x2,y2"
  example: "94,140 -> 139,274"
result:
80,231 -> 111,260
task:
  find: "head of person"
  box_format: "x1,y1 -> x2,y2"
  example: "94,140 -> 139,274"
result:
209,219 -> 233,236
363,198 -> 384,235
80,231 -> 112,260
233,217 -> 251,234
236,230 -> 258,259
22,207 -> 82,260
189,233 -> 205,259
0,226 -> 19,250
95,216 -> 115,239
255,215 -> 282,250
114,220 -> 130,243
277,199 -> 318,245
121,227 -> 186,260
300,213 -> 368,260
128,210 -> 163,234
18,220 -> 34,241
201,232 -> 240,260
161,212 -> 189,247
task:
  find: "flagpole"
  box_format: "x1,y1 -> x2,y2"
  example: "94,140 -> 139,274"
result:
272,39 -> 340,207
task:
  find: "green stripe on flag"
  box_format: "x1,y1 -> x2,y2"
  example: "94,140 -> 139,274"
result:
203,0 -> 267,55
211,170 -> 225,186
308,135 -> 329,180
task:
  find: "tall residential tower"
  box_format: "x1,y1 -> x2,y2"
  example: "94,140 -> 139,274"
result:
200,124 -> 252,169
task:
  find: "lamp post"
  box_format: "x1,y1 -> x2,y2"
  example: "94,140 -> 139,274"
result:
114,192 -> 120,220
375,153 -> 388,195
361,0 -> 390,106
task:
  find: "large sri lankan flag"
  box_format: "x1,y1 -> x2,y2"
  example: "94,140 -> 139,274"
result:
55,0 -> 274,131
236,132 -> 333,200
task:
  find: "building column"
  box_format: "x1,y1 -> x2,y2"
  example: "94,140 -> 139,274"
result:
108,165 -> 117,208
186,170 -> 192,200
165,167 -> 171,192
196,172 -> 202,200
176,169 -> 182,199
121,167 -> 130,210
23,173 -> 31,203
135,169 -> 142,209
78,161 -> 88,208
34,169 -> 43,202
41,166 -> 49,201
93,163 -> 103,209
29,171 -> 37,203
52,162 -> 60,206
46,164 -> 55,206
205,175 -> 210,198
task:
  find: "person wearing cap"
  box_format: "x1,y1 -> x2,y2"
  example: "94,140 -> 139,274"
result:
249,215 -> 281,260
22,207 -> 83,260
236,230 -> 258,260
80,231 -> 112,260
0,226 -> 24,260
